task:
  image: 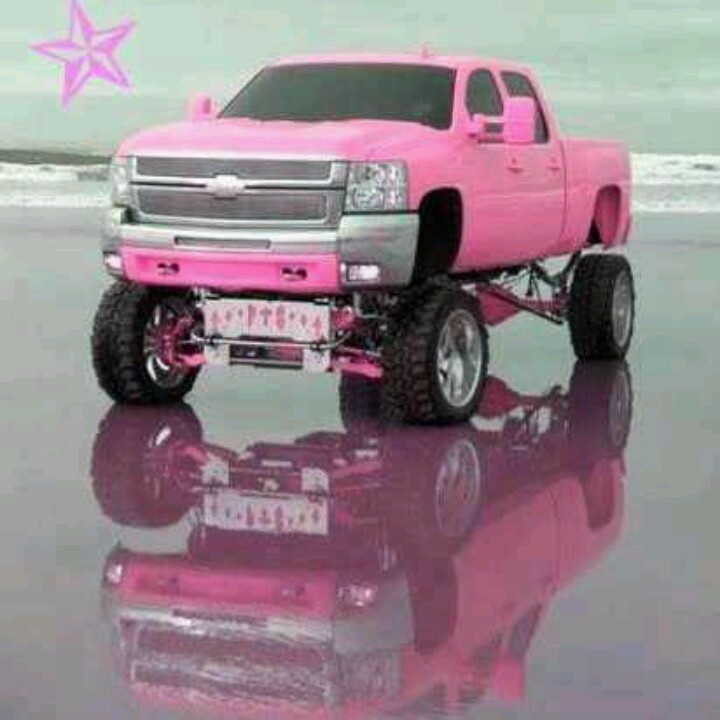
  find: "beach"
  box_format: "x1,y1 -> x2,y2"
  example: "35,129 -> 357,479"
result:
0,200 -> 719,718
3,151 -> 720,213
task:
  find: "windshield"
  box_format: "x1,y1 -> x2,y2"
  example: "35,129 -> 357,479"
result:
221,63 -> 456,130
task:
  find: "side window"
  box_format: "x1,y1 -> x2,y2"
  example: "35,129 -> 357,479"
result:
466,69 -> 504,117
501,71 -> 550,143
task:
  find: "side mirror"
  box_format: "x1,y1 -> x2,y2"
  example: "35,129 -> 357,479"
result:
503,97 -> 536,145
187,93 -> 218,122
466,113 -> 505,143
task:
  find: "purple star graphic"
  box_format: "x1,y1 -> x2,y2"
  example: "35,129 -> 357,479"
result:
31,0 -> 135,107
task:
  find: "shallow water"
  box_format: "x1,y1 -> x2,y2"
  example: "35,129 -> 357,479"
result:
0,209 -> 719,719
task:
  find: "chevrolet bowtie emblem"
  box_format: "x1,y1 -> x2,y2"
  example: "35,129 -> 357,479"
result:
207,174 -> 247,199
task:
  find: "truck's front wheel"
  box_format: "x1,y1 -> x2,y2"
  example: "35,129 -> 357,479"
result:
383,283 -> 489,423
91,281 -> 200,404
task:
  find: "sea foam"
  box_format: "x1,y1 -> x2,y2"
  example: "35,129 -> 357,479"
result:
1,155 -> 720,213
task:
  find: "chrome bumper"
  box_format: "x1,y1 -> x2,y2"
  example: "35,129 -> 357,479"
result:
103,209 -> 420,288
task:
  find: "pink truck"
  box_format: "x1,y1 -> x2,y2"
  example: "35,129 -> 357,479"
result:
93,53 -> 633,423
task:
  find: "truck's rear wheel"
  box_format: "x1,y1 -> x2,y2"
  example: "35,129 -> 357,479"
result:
568,253 -> 635,360
91,281 -> 200,404
382,283 -> 489,423
569,360 -> 633,458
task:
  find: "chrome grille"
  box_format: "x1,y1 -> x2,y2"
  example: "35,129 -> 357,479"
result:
135,187 -> 341,225
135,157 -> 343,185
130,156 -> 347,230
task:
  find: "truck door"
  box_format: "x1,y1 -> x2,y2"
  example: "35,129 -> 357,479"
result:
500,71 -> 566,257
457,68 -> 523,271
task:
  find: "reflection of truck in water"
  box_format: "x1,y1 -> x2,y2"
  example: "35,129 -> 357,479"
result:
94,361 -> 632,718
93,53 -> 633,423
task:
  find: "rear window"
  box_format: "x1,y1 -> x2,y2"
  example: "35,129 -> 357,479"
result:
221,63 -> 456,130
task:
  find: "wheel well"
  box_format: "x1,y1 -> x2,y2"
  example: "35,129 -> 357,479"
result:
412,188 -> 463,282
590,186 -> 622,246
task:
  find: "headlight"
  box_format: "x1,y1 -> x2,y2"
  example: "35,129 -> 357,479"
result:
110,156 -> 132,207
345,161 -> 408,212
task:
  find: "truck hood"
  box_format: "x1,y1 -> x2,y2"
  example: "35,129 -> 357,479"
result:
118,118 -> 445,161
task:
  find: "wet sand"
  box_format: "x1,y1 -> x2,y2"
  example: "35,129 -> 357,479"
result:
1,209 -> 719,719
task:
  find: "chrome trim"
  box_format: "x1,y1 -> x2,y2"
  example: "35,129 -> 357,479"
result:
175,236 -> 272,251
129,149 -> 342,161
131,186 -> 344,229
190,332 -> 350,352
102,206 -> 130,253
132,157 -> 348,189
339,214 -> 420,287
107,211 -> 421,287
207,174 -> 250,198
105,574 -> 413,655
115,220 -> 338,254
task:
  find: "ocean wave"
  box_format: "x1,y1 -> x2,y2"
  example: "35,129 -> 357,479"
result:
2,193 -> 716,213
0,162 -> 108,183
632,153 -> 720,186
2,154 -> 720,187
0,193 -> 108,208
1,154 -> 720,213
633,198 -> 720,214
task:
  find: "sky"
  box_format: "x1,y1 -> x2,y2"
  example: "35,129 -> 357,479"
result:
2,0 -> 719,154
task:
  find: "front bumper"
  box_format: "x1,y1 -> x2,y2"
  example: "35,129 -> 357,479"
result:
103,210 -> 419,293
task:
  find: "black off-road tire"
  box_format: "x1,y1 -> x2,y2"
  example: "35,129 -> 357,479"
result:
569,360 -> 634,458
91,404 -> 201,527
382,282 -> 489,424
91,281 -> 200,404
384,424 -> 485,560
339,373 -> 383,434
568,253 -> 635,360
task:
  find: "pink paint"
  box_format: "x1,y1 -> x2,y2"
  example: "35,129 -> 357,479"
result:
121,246 -> 340,294
478,285 -> 566,327
116,55 -> 630,277
332,350 -> 383,379
331,306 -> 356,332
502,97 -> 536,145
478,291 -> 524,327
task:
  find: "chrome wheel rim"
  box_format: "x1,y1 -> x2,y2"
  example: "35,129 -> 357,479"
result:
434,439 -> 482,538
612,272 -> 633,348
608,367 -> 632,447
436,309 -> 484,408
142,301 -> 193,390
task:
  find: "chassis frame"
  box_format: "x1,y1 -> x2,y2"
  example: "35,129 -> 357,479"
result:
168,253 -> 583,380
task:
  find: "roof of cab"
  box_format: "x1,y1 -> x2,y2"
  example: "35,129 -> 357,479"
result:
270,53 -> 532,74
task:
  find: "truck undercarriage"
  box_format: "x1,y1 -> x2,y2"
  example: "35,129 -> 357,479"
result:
94,248 -> 634,423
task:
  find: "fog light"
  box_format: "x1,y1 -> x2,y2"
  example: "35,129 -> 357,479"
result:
104,560 -> 124,586
338,583 -> 378,609
103,252 -> 124,275
342,263 -> 381,284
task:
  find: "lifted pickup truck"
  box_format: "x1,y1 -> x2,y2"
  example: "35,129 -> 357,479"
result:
92,53 -> 633,423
